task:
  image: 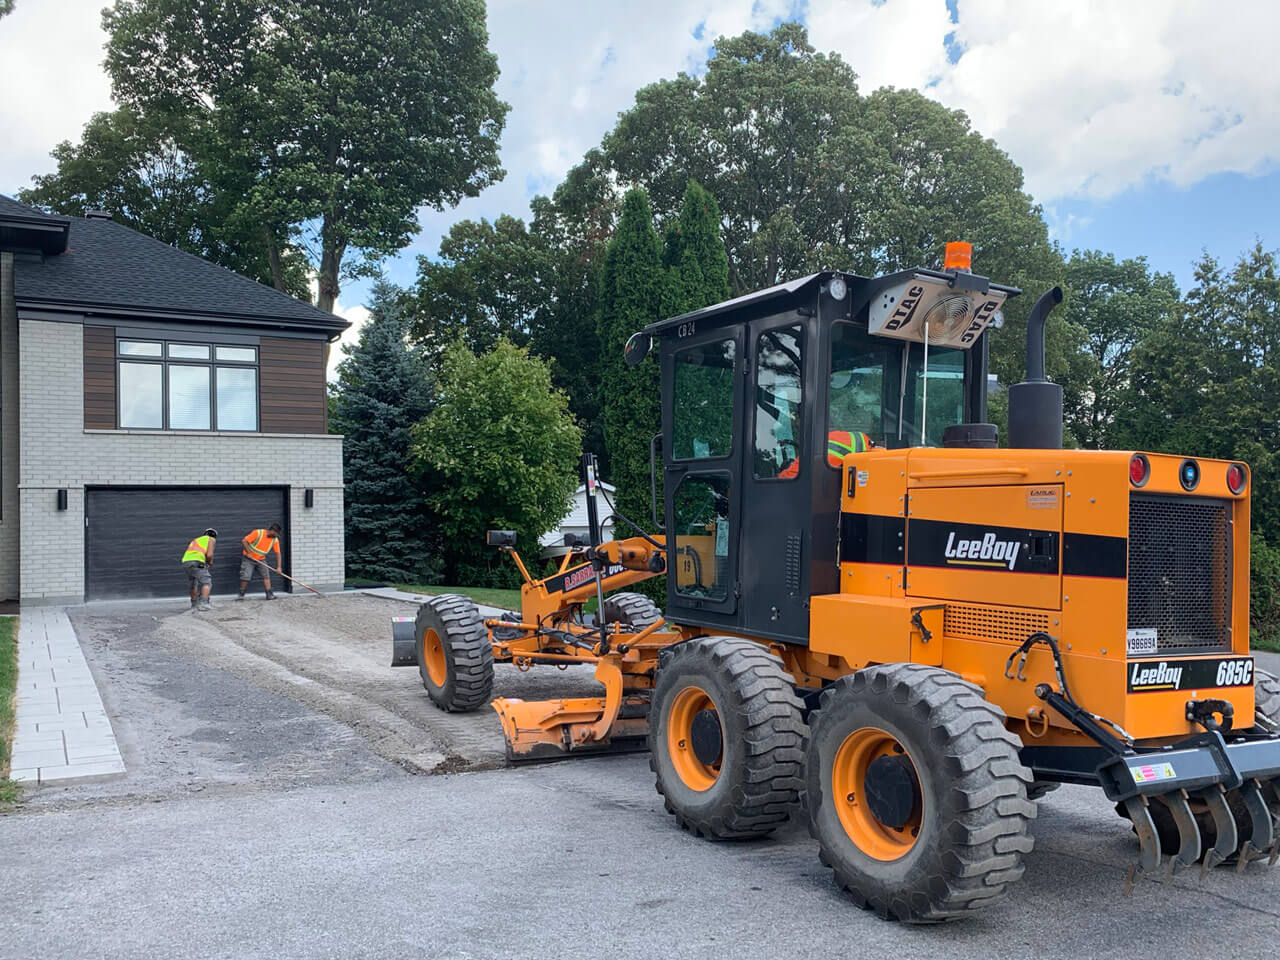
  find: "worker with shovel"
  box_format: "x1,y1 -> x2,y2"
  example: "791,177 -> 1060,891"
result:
238,522 -> 283,600
181,528 -> 218,611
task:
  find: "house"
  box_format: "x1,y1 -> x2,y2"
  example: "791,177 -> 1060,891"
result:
0,195 -> 350,603
539,480 -> 616,555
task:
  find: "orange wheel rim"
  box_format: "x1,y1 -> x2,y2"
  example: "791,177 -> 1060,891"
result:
422,628 -> 447,687
667,684 -> 722,791
831,727 -> 923,861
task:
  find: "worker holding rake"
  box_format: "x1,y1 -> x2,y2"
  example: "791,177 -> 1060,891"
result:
238,522 -> 283,600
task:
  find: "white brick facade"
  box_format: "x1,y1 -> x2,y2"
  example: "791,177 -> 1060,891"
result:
15,317 -> 345,603
0,253 -> 20,599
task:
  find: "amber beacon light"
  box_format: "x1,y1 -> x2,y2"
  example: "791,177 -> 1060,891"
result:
944,241 -> 973,271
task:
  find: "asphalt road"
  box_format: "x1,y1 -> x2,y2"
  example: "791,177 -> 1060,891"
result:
4,759 -> 1280,960
4,598 -> 1280,958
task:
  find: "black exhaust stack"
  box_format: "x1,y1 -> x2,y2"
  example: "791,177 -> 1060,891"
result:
1007,286 -> 1064,449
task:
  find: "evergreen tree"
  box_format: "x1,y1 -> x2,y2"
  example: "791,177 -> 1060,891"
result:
332,280 -> 437,583
664,180 -> 732,315
597,189 -> 666,530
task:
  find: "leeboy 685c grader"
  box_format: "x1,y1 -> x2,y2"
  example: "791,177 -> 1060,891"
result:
391,243 -> 1280,922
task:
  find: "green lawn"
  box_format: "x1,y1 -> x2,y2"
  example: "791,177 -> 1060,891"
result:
0,616 -> 19,805
391,584 -> 524,611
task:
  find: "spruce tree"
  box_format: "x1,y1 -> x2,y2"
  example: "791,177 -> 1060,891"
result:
597,189 -> 666,529
332,280 -> 437,583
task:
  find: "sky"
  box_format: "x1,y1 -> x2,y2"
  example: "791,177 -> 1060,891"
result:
2,0 -> 1278,375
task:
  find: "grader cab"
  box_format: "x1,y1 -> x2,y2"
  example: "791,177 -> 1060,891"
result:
392,244 -> 1280,922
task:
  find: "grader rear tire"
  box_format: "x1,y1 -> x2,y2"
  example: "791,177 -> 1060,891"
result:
415,595 -> 494,712
805,663 -> 1037,922
601,592 -> 663,630
649,636 -> 805,839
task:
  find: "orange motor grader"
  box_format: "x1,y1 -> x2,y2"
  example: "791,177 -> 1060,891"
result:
392,244 -> 1280,922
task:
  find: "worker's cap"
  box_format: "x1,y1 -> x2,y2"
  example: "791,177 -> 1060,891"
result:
204,528 -> 218,538
269,522 -> 282,533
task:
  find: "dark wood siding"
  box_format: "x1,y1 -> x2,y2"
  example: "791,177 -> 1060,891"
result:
259,336 -> 327,434
83,324 -> 116,429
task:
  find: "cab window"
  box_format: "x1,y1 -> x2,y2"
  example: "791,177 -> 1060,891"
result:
753,325 -> 803,480
672,474 -> 732,600
827,323 -> 965,455
673,338 -> 736,460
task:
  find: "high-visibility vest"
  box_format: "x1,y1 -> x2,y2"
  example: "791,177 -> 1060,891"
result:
777,431 -> 873,478
243,529 -> 280,559
182,535 -> 213,563
826,430 -> 872,468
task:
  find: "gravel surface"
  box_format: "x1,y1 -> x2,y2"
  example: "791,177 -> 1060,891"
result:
23,593 -> 601,811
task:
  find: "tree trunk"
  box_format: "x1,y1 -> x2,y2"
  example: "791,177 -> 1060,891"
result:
262,225 -> 287,293
317,243 -> 342,313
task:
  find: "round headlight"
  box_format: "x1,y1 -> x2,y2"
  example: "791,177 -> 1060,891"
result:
1179,458 -> 1200,491
828,275 -> 848,301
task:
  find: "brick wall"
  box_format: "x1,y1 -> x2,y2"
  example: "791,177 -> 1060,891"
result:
0,254 -> 19,600
18,318 -> 345,602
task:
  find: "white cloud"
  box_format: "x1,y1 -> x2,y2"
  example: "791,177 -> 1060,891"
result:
931,0 -> 1280,201
322,288 -> 372,382
6,0 -> 1278,302
0,0 -> 113,194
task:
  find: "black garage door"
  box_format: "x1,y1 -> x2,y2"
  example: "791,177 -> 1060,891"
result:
85,487 -> 289,600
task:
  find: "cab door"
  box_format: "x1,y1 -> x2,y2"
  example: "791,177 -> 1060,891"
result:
663,329 -> 743,619
736,319 -> 811,642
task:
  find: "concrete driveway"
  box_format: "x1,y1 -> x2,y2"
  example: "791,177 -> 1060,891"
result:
2,594 -> 1279,957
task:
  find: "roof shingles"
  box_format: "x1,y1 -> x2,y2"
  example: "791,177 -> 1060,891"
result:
1,194 -> 344,331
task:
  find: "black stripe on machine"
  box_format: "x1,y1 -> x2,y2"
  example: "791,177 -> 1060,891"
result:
840,513 -> 905,565
1128,657 -> 1253,693
907,518 -> 1059,574
1062,532 -> 1127,579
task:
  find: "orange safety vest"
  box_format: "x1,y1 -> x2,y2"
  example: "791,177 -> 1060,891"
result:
243,529 -> 280,560
777,431 -> 873,478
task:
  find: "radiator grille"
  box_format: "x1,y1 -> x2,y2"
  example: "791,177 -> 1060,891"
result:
1127,494 -> 1232,654
943,604 -> 1051,644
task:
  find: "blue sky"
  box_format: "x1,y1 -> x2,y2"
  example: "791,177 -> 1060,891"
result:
1,0 -> 1276,361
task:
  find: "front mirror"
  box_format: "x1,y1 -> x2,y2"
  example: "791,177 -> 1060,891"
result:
624,332 -> 652,366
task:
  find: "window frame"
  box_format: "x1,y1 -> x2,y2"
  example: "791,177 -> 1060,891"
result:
751,323 -> 805,482
115,337 -> 259,432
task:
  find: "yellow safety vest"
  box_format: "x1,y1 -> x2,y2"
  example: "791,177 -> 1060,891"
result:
243,529 -> 279,560
182,535 -> 213,563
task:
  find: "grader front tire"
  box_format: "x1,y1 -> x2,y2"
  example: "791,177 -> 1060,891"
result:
805,663 -> 1037,922
415,595 -> 494,712
649,637 -> 805,839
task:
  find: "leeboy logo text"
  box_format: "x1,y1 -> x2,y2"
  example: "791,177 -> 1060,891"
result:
944,531 -> 1021,570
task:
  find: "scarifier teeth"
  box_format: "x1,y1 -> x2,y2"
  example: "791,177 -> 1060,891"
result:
1124,796 -> 1162,893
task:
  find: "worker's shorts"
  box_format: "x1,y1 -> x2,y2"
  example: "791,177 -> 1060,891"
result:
183,561 -> 212,588
240,555 -> 274,581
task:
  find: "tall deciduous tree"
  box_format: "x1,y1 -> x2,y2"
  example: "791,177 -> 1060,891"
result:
20,108 -> 311,298
411,215 -> 548,357
412,340 -> 582,587
597,189 -> 666,530
102,0 -> 508,311
332,280 -> 437,583
1060,251 -> 1179,449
